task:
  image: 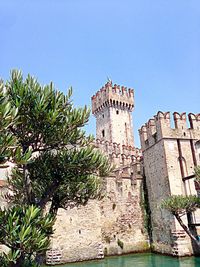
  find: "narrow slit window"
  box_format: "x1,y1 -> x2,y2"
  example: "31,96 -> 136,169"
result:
102,130 -> 105,138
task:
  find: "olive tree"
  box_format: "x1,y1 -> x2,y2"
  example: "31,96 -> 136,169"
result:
0,70 -> 112,266
162,167 -> 200,248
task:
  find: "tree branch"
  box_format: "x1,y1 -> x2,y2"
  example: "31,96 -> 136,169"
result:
175,212 -> 200,246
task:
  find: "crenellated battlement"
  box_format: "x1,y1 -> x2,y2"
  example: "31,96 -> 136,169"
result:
91,81 -> 134,114
173,112 -> 187,129
189,113 -> 200,130
95,139 -> 142,166
139,111 -> 200,150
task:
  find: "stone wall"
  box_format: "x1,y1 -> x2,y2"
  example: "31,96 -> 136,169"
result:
141,138 -> 176,254
47,200 -> 102,264
47,172 -> 149,264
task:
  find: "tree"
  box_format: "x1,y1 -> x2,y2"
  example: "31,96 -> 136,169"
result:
161,167 -> 200,248
0,205 -> 55,267
0,77 -> 55,267
0,79 -> 17,164
195,166 -> 200,187
0,70 -> 112,266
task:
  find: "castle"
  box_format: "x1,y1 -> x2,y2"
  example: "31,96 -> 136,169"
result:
0,81 -> 200,264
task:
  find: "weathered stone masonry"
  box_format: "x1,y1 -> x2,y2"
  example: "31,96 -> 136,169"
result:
139,111 -> 200,256
92,81 -> 134,145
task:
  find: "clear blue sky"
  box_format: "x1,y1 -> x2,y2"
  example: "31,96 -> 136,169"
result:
0,0 -> 199,147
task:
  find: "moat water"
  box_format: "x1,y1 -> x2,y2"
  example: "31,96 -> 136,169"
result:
47,253 -> 200,267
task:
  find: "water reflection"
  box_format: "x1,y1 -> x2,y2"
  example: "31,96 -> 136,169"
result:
48,253 -> 200,267
149,254 -> 200,267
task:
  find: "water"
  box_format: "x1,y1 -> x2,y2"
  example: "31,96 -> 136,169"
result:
47,253 -> 200,267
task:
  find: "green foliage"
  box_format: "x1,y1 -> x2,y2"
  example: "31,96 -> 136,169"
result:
195,166 -> 200,182
161,195 -> 200,215
140,178 -> 152,241
117,239 -> 124,249
9,147 -> 111,210
0,70 -> 112,266
5,70 -> 93,151
0,205 -> 54,266
0,80 -> 18,164
0,251 -> 41,267
3,70 -> 112,213
161,194 -> 200,247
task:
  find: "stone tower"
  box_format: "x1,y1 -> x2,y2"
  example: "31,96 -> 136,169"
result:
139,111 -> 200,256
91,81 -> 134,146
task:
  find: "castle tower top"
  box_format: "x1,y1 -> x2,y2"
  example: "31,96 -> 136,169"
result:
91,81 -> 135,146
139,111 -> 200,151
91,81 -> 134,115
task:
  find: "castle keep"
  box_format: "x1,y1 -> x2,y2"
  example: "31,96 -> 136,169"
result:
0,81 -> 200,264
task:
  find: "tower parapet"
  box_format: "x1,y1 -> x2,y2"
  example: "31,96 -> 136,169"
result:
91,81 -> 134,115
189,113 -> 200,130
173,112 -> 187,129
95,139 -> 142,167
139,111 -> 200,151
